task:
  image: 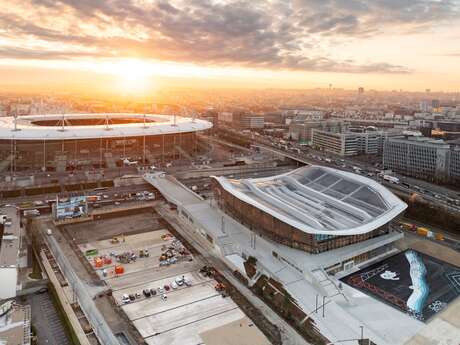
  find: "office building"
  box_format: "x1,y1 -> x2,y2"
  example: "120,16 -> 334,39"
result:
383,135 -> 460,183
0,206 -> 22,300
288,120 -> 344,143
0,301 -> 31,345
239,116 -> 264,129
311,128 -> 387,156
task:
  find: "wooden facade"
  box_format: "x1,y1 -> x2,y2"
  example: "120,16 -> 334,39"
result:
213,180 -> 391,254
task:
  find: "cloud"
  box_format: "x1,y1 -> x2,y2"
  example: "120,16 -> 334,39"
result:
1,0 -> 458,74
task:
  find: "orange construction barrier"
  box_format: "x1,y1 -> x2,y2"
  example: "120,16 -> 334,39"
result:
115,265 -> 124,275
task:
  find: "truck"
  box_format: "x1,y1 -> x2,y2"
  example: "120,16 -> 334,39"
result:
24,209 -> 40,217
383,175 -> 400,184
122,158 -> 138,166
86,195 -> 100,202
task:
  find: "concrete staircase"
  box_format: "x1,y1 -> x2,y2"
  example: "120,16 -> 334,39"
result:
311,268 -> 349,302
217,235 -> 236,256
104,152 -> 117,169
175,145 -> 193,160
0,154 -> 12,173
55,154 -> 67,173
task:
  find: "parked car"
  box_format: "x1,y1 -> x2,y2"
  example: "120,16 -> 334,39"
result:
170,281 -> 178,289
150,288 -> 157,296
143,289 -> 151,297
184,278 -> 192,287
128,294 -> 135,302
175,276 -> 185,286
135,293 -> 141,299
122,294 -> 131,304
160,294 -> 167,301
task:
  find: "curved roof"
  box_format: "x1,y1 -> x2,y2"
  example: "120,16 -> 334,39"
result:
213,165 -> 407,236
0,113 -> 212,140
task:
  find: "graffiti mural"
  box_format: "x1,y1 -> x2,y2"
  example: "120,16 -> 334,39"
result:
341,249 -> 460,322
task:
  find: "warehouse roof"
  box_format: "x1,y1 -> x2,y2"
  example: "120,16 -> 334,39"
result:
213,166 -> 407,235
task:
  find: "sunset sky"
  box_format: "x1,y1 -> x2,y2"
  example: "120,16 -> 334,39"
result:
1,0 -> 459,93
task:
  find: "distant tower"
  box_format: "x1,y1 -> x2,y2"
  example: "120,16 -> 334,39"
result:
358,87 -> 364,94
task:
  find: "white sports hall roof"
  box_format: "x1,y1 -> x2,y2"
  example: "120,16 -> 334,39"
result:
213,166 -> 407,236
0,113 -> 212,140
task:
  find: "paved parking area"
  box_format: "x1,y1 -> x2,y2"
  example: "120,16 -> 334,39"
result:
80,230 -> 269,345
26,292 -> 71,345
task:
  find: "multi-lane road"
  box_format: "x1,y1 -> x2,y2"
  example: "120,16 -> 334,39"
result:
227,136 -> 460,213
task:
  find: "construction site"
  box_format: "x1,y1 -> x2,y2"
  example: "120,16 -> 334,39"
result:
29,197 -> 274,345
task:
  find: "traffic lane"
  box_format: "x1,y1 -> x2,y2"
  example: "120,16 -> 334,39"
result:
2,183 -> 154,205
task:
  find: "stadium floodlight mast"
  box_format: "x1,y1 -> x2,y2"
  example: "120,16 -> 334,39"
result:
105,113 -> 112,130
11,111 -> 21,132
58,113 -> 66,132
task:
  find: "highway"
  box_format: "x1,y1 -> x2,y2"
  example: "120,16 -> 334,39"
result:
0,183 -> 155,207
210,130 -> 460,213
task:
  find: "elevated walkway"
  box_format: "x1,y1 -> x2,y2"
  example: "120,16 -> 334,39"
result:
175,144 -> 193,160
143,173 -> 421,345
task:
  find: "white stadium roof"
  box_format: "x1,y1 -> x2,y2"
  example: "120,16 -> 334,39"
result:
213,166 -> 407,236
0,113 -> 212,140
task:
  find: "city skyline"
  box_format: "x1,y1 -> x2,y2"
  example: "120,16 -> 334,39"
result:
1,0 -> 460,94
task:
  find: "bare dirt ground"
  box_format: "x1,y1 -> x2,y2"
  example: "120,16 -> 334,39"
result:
396,233 -> 460,267
65,211 -> 163,244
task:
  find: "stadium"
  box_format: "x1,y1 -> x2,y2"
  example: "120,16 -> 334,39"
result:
212,165 -> 407,256
0,113 -> 212,172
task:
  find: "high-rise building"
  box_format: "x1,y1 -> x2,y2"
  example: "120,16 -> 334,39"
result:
358,87 -> 364,94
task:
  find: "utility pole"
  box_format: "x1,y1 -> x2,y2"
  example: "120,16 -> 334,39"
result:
221,215 -> 226,234
322,295 -> 326,317
315,294 -> 319,313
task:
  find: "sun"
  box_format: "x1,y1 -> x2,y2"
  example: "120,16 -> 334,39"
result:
109,59 -> 153,95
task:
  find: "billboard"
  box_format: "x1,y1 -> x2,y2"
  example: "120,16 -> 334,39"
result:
55,196 -> 88,220
341,249 -> 460,322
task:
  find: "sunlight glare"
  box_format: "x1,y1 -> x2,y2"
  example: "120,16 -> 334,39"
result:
109,59 -> 153,95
